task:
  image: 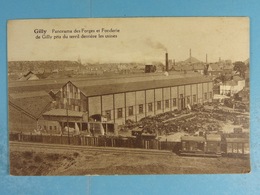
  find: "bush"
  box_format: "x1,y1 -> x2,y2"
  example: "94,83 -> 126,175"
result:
34,155 -> 43,163
46,153 -> 60,161
73,152 -> 79,158
22,151 -> 33,159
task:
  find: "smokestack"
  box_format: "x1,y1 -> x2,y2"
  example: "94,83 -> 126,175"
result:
189,49 -> 192,63
165,53 -> 169,71
206,54 -> 208,64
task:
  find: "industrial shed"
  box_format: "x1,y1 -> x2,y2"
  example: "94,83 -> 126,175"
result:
40,108 -> 117,135
50,76 -> 213,126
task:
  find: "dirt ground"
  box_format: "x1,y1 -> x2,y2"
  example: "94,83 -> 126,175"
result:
10,146 -> 250,176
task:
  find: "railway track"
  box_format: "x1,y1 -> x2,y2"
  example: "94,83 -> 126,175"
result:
10,141 -> 172,156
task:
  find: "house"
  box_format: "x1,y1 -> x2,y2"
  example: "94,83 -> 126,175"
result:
19,71 -> 39,81
207,64 -> 223,76
220,76 -> 245,96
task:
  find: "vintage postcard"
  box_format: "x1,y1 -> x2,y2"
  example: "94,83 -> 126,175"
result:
8,17 -> 250,175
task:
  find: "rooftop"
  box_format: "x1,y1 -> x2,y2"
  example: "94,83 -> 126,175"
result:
226,138 -> 249,143
206,134 -> 221,142
9,94 -> 52,119
181,136 -> 205,142
77,76 -> 212,97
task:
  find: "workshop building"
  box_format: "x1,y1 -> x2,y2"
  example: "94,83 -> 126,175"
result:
49,76 -> 213,126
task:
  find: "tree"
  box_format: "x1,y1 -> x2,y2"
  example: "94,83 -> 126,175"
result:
233,61 -> 247,78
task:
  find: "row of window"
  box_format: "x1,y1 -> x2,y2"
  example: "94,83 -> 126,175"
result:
104,92 -> 213,120
105,99 -> 176,120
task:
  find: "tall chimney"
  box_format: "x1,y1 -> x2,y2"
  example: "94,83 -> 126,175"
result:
206,54 -> 208,64
165,53 -> 169,71
189,49 -> 192,63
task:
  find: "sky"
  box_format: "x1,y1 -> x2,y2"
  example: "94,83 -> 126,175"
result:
8,17 -> 249,63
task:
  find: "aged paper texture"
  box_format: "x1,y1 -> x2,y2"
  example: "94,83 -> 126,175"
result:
8,17 -> 250,175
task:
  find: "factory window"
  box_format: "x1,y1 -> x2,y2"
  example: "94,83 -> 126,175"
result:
49,126 -> 52,131
117,108 -> 123,118
193,95 -> 197,103
54,126 -> 57,131
148,103 -> 153,112
128,106 -> 134,116
105,110 -> 111,121
165,100 -> 169,108
157,101 -> 162,110
172,98 -> 177,107
187,96 -> 190,104
139,104 -> 144,114
204,93 -> 208,100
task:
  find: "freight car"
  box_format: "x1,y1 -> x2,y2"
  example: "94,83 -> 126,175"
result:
180,133 -> 249,157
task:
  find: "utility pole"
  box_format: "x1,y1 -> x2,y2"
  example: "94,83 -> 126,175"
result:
66,102 -> 70,145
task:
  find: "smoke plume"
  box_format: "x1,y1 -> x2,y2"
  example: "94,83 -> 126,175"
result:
145,38 -> 167,52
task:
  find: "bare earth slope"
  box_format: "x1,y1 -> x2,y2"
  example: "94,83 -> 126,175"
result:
10,143 -> 250,175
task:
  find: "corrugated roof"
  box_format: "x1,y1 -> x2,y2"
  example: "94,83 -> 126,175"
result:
181,136 -> 205,142
206,134 -> 221,141
79,76 -> 212,97
43,109 -> 85,117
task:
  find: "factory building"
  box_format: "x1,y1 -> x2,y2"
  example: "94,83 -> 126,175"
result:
47,76 -> 213,126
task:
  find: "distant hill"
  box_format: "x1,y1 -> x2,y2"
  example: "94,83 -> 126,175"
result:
8,61 -> 81,72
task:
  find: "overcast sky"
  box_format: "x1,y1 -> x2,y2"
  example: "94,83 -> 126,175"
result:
8,17 -> 249,63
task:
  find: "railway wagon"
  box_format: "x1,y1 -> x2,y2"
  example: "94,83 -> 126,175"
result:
180,134 -> 222,157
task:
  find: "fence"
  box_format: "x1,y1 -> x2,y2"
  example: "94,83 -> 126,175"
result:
9,132 -> 180,152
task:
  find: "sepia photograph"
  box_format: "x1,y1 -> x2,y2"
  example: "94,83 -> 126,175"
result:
8,17 -> 250,175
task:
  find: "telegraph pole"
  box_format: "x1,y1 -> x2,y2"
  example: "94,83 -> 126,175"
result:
66,103 -> 70,145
